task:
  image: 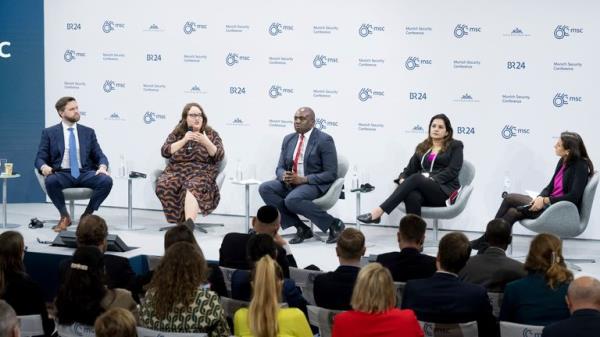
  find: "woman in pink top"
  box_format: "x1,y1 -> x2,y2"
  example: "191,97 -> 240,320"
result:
332,263 -> 423,337
472,131 -> 594,251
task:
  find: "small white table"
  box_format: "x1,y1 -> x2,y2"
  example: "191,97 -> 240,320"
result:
231,179 -> 261,232
1,174 -> 21,228
115,176 -> 145,231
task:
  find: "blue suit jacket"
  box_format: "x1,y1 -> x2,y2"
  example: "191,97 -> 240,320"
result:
275,128 -> 337,193
35,123 -> 109,171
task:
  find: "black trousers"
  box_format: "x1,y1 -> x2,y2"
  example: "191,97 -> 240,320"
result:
380,173 -> 447,216
495,193 -> 543,227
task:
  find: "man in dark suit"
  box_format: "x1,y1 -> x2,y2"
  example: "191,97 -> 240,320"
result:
219,205 -> 296,278
35,96 -> 112,231
402,232 -> 499,337
259,107 -> 344,244
313,228 -> 365,310
459,219 -> 526,292
542,276 -> 600,337
376,214 -> 436,282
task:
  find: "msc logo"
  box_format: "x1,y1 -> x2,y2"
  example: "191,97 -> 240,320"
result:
358,88 -> 384,102
66,23 -> 82,30
454,24 -> 482,38
554,25 -> 583,39
143,111 -> 166,124
102,20 -> 125,33
268,85 -> 293,98
63,49 -> 86,62
315,118 -> 338,130
358,24 -> 385,37
313,54 -> 338,68
409,92 -> 427,100
268,23 -> 294,36
225,53 -> 250,66
229,86 -> 246,94
501,125 -> 530,139
457,126 -> 475,135
405,57 -> 432,70
507,61 -> 526,69
553,93 -> 582,108
521,328 -> 542,337
0,41 -> 11,58
72,322 -> 95,336
102,80 -> 125,93
146,54 -> 162,61
183,21 -> 207,34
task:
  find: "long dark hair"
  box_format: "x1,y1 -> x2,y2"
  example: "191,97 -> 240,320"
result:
172,102 -> 212,137
560,131 -> 594,176
0,231 -> 25,295
55,246 -> 107,325
416,114 -> 454,156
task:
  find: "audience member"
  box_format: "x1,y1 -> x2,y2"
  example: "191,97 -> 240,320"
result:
402,232 -> 498,337
220,205 -> 296,277
94,308 -> 137,337
0,231 -> 54,336
542,276 -> 600,337
500,233 -> 573,325
55,246 -> 138,326
376,215 -> 436,282
0,300 -> 19,337
459,219 -> 526,291
332,263 -> 423,337
313,228 -> 365,310
234,255 -> 312,337
140,242 -> 229,337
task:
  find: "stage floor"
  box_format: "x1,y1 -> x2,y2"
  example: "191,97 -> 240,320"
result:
3,203 -> 600,278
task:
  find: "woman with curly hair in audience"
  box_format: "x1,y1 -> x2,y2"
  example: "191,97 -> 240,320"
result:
332,263 -> 423,337
234,255 -> 312,337
500,233 -> 573,325
140,242 -> 229,337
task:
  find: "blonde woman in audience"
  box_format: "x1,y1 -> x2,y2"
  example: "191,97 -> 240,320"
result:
234,255 -> 312,337
500,233 -> 573,325
332,263 -> 423,337
140,242 -> 229,337
95,308 -> 137,337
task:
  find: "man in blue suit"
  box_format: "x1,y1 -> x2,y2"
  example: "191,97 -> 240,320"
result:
259,107 -> 344,244
35,97 -> 113,231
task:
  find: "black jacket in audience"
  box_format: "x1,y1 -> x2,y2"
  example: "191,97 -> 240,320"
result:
59,254 -> 136,293
376,247 -> 436,282
542,309 -> 600,337
313,265 -> 360,310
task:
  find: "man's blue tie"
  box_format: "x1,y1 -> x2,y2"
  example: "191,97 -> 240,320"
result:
68,127 -> 80,178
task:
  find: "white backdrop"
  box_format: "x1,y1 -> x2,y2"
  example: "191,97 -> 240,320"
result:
44,0 -> 600,238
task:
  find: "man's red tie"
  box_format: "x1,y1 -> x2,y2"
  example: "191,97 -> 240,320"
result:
292,133 -> 305,173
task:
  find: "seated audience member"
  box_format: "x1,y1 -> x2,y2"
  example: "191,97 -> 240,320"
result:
0,300 -> 20,337
332,263 -> 423,337
55,246 -> 138,326
220,205 -> 296,277
234,255 -> 312,337
59,215 -> 137,295
376,214 -> 436,282
542,276 -> 600,337
140,242 -> 229,337
500,233 -> 573,325
231,234 -> 307,315
459,219 -> 526,292
402,232 -> 498,337
136,225 -> 227,297
313,228 -> 365,310
94,308 -> 137,337
0,231 -> 54,336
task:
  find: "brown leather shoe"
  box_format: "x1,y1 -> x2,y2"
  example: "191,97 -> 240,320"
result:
52,215 -> 72,232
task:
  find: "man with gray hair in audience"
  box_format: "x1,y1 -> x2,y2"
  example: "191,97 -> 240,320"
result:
542,276 -> 600,337
0,300 -> 20,337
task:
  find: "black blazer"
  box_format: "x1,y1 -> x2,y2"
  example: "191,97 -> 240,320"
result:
539,158 -> 590,211
313,265 -> 360,310
402,272 -> 498,337
542,309 -> 600,337
399,140 -> 464,196
59,254 -> 136,292
219,232 -> 292,278
376,248 -> 437,282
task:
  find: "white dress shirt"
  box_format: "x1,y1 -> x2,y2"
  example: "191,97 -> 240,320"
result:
60,121 -> 81,169
292,127 -> 313,177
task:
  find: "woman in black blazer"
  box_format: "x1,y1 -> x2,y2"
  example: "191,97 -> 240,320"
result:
358,114 -> 463,223
472,131 -> 594,251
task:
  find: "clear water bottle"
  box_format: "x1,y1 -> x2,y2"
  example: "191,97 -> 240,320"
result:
502,171 -> 511,198
119,154 -> 127,178
351,165 -> 359,190
235,159 -> 243,181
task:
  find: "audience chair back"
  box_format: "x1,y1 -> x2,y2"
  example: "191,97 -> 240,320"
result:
136,326 -> 207,337
57,323 -> 96,337
394,282 -> 406,308
219,266 -> 237,297
219,297 -> 250,320
19,315 -> 44,337
307,305 -> 342,337
488,292 -> 504,318
499,321 -> 544,337
419,320 -> 478,337
34,168 -> 94,221
289,267 -> 325,305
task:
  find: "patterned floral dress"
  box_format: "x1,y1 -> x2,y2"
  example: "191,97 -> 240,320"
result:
156,128 -> 225,223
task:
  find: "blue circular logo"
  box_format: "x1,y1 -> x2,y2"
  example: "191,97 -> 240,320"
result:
183,22 -> 195,35
225,53 -> 238,66
64,50 -> 75,62
553,93 -> 567,107
269,86 -> 281,98
102,21 -> 114,33
554,25 -> 569,39
358,24 -> 371,37
454,24 -> 467,38
358,88 -> 372,102
405,57 -> 418,70
143,112 -> 155,124
313,55 -> 326,68
103,80 -> 115,93
269,23 -> 282,36
501,125 -> 516,139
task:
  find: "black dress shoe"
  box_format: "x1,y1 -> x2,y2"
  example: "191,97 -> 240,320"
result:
290,225 -> 313,244
356,213 -> 381,224
326,219 -> 345,244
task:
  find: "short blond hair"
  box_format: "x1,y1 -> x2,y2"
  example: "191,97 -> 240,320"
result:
94,308 -> 137,337
350,263 -> 395,313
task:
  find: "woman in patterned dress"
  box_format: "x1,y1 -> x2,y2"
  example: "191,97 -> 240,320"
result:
156,103 -> 225,225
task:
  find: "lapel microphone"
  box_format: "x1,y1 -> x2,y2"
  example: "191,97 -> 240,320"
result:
187,127 -> 193,152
